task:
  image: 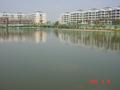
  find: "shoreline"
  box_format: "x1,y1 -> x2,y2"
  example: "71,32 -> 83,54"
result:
0,26 -> 120,32
56,28 -> 120,32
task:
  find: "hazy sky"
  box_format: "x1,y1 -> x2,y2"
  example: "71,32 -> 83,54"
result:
0,0 -> 120,21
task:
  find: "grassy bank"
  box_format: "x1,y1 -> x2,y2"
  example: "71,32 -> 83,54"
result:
55,28 -> 120,32
0,24 -> 120,31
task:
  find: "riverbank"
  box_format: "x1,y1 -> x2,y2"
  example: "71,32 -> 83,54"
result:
0,24 -> 120,32
55,28 -> 120,32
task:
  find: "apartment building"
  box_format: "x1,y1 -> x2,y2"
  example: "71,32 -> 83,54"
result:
112,6 -> 120,20
34,11 -> 47,24
70,9 -> 86,24
59,12 -> 70,24
97,7 -> 113,24
85,8 -> 99,24
0,11 -> 47,24
59,6 -> 120,25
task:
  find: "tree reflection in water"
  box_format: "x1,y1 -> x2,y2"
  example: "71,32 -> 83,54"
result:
54,30 -> 120,51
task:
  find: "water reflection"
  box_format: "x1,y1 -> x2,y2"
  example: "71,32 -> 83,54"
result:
0,29 -> 47,43
54,30 -> 120,51
88,80 -> 111,85
0,28 -> 119,90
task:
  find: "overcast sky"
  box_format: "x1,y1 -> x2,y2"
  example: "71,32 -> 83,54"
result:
0,0 -> 120,21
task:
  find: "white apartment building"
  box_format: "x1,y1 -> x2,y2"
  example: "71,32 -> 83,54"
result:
59,10 -> 86,24
59,6 -> 120,25
112,6 -> 120,20
85,8 -> 99,24
59,12 -> 70,24
70,9 -> 86,24
98,7 -> 113,24
34,11 -> 47,24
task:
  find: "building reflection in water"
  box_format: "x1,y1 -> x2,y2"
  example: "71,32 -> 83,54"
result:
34,31 -> 46,43
54,30 -> 120,51
0,29 -> 47,44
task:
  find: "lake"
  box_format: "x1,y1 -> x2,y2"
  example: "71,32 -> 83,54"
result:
0,27 -> 120,90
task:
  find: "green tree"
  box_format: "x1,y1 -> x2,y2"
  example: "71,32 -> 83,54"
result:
54,21 -> 59,28
112,19 -> 120,25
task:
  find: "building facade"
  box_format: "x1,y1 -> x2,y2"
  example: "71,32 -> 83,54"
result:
0,11 -> 47,24
59,6 -> 120,25
97,7 -> 113,24
112,6 -> 120,21
34,11 -> 47,24
85,8 -> 99,24
59,12 -> 70,24
70,10 -> 86,24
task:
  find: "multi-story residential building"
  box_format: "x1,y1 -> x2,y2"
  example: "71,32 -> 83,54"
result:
59,10 -> 86,24
70,9 -> 86,24
112,6 -> 120,20
85,8 -> 99,24
59,6 -> 120,25
0,11 -> 47,24
98,7 -> 113,24
59,12 -> 70,24
34,11 -> 47,24
0,12 -> 33,24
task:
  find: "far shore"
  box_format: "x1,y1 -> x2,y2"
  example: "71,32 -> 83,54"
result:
0,25 -> 120,32
56,28 -> 120,32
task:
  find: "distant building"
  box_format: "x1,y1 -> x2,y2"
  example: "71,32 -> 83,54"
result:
112,6 -> 120,20
70,9 -> 86,24
98,7 -> 113,24
59,6 -> 120,25
59,12 -> 70,24
0,11 -> 47,24
34,11 -> 47,24
85,8 -> 99,24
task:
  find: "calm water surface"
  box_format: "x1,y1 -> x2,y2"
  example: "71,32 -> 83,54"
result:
0,27 -> 120,90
